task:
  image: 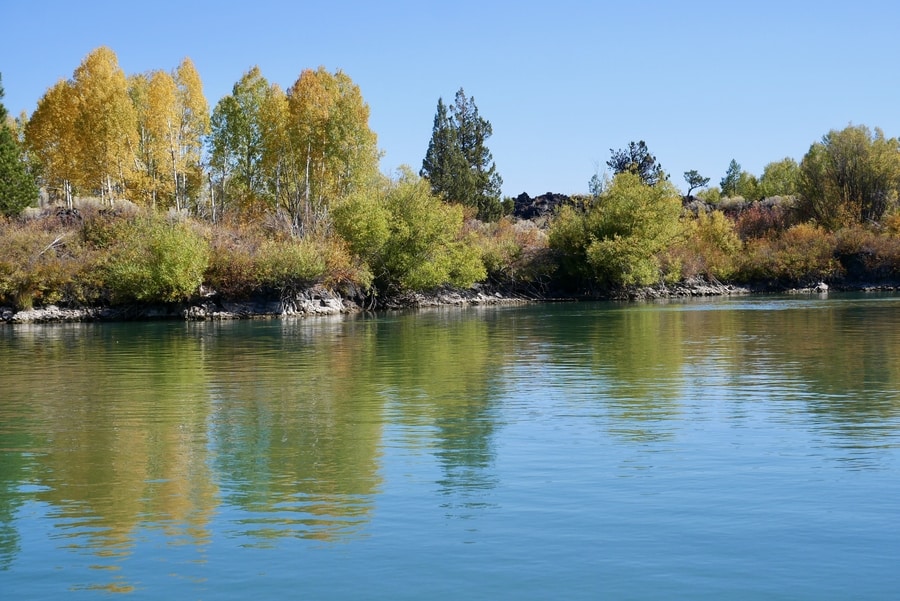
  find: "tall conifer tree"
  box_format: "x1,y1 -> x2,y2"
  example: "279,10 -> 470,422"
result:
0,74 -> 39,215
421,88 -> 502,221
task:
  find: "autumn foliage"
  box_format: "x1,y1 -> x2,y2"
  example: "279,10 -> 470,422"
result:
4,47 -> 900,312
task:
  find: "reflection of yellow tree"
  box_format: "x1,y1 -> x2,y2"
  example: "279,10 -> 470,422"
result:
14,324 -> 217,591
205,318 -> 383,543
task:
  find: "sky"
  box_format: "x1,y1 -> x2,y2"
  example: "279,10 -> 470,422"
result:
2,0 -> 900,198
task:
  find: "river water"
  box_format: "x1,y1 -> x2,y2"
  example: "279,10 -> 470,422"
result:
1,294 -> 899,599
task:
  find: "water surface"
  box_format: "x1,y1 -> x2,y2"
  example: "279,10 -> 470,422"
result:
1,294 -> 899,599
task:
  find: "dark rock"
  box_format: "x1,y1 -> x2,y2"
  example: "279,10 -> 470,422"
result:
513,192 -> 571,220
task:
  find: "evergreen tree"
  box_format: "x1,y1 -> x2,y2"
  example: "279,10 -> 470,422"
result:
421,88 -> 502,221
720,159 -> 742,197
683,170 -> 710,197
607,140 -> 666,186
421,98 -> 462,200
0,74 -> 39,216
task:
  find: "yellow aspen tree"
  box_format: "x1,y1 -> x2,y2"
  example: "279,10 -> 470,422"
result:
129,71 -> 176,208
72,46 -> 138,205
286,67 -> 379,233
147,70 -> 179,208
24,79 -> 80,207
258,83 -> 292,212
128,73 -> 154,205
173,58 -> 209,212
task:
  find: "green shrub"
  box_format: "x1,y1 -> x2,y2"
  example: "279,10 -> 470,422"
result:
549,172 -> 683,289
333,170 -> 486,293
102,217 -> 209,303
256,238 -> 327,291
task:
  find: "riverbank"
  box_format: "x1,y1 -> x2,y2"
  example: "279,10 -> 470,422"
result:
0,283 -> 532,324
7,276 -> 897,324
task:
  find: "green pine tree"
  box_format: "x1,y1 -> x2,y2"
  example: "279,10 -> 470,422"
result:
0,74 -> 39,216
421,88 -> 502,221
720,159 -> 742,197
420,98 -> 463,200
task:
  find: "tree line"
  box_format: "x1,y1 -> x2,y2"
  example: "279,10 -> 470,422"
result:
2,46 -> 900,312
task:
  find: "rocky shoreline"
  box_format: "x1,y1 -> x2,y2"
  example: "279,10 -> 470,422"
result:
0,283 -> 533,324
2,278 -> 897,324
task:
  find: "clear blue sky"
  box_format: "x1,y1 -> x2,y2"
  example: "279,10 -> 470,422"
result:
2,0 -> 899,197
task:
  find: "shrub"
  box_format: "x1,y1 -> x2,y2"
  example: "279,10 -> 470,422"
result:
205,223 -> 365,299
671,210 -> 742,281
0,219 -> 92,309
549,172 -> 683,289
255,238 -> 328,292
204,228 -> 261,298
734,201 -> 794,240
736,223 -> 840,284
883,212 -> 900,236
697,186 -> 721,204
471,217 -> 552,288
101,217 -> 209,303
333,170 -> 486,293
834,225 -> 900,279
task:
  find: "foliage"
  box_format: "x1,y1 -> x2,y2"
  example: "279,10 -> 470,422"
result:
720,158 -> 759,200
129,70 -> 177,208
101,216 -> 209,303
24,47 -> 139,206
333,169 -> 486,293
470,217 -> 554,289
758,157 -> 799,199
209,66 -> 380,233
255,238 -> 330,291
797,124 -> 900,229
209,66 -> 270,209
733,199 -> 796,240
421,88 -> 503,221
282,67 -> 381,233
736,171 -> 759,201
671,210 -> 742,281
129,59 -> 209,211
0,220 -> 72,309
72,47 -> 138,203
549,172 -> 683,289
683,170 -> 710,197
606,140 -> 666,186
735,223 -> 840,284
172,58 -> 211,211
0,74 -> 39,216
697,186 -> 721,204
25,78 -> 80,206
205,227 -> 338,299
885,213 -> 900,236
833,225 -> 900,279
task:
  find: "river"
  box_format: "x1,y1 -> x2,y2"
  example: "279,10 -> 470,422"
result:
1,294 -> 899,599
